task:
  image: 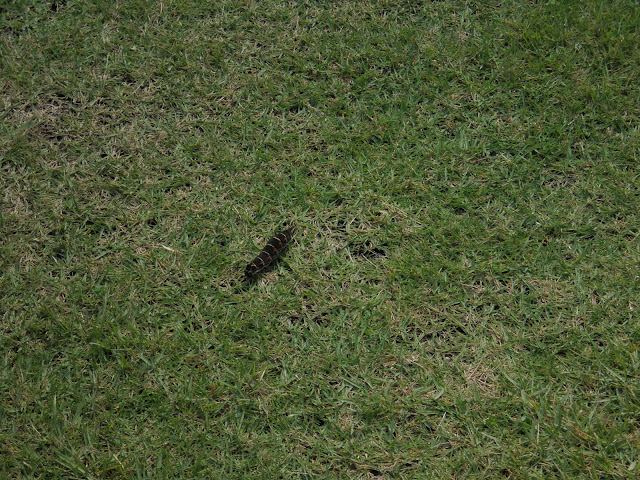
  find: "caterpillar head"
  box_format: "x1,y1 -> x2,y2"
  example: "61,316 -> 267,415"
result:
244,262 -> 259,278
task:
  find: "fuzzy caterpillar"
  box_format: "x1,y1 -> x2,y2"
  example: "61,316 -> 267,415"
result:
244,225 -> 296,278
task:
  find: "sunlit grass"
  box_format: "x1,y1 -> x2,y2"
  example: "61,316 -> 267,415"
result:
1,0 -> 639,478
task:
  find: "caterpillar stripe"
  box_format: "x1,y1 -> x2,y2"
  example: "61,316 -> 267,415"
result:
244,225 -> 296,278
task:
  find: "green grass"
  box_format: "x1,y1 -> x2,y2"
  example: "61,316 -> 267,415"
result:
1,0 -> 639,478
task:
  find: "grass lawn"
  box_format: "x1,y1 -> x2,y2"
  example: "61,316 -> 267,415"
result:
1,0 -> 639,478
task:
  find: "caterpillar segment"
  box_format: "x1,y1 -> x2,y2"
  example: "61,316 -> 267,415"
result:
244,225 -> 296,278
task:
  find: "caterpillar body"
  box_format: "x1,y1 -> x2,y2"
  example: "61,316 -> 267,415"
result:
244,225 -> 296,278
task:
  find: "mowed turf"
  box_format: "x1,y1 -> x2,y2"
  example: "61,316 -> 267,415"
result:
1,0 -> 639,478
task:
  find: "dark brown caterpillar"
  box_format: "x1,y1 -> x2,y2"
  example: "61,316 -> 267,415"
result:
244,225 -> 296,278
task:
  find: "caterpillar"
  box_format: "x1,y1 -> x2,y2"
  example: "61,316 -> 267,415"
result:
244,225 -> 296,278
